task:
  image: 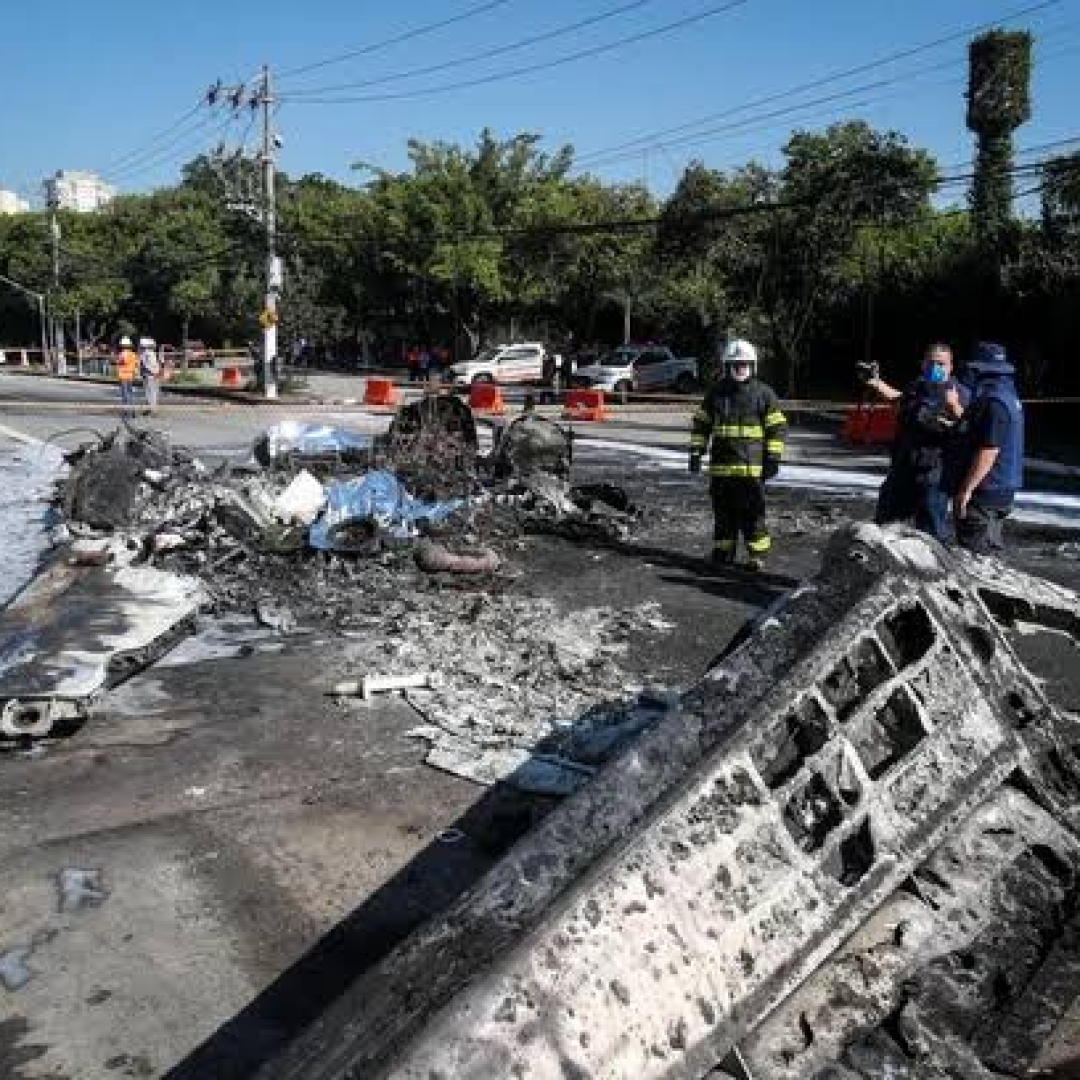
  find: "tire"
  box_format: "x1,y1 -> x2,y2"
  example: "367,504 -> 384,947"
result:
674,373 -> 696,394
471,372 -> 494,385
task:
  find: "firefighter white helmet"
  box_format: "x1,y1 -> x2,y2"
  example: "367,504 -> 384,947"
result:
723,339 -> 757,379
119,336 -> 132,347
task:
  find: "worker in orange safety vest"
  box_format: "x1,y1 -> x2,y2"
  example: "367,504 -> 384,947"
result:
117,336 -> 138,411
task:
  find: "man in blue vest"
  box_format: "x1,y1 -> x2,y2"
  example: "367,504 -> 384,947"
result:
951,342 -> 1024,555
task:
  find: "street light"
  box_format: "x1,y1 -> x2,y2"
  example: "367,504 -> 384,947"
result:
0,271 -> 48,366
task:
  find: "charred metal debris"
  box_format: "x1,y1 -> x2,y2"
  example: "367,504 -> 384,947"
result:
56,402 -> 639,618
260,524 -> 1080,1080
1,403 -> 652,752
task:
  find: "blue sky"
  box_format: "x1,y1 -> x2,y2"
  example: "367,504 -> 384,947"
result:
1,0 -> 1078,204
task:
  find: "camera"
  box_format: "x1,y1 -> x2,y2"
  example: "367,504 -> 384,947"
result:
856,359 -> 880,384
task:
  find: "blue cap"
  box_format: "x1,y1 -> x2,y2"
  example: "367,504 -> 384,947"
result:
969,341 -> 1014,376
967,345 -> 1015,384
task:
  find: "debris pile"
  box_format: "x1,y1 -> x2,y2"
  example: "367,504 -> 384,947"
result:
342,593 -> 677,793
56,410 -> 638,611
19,404 -> 654,770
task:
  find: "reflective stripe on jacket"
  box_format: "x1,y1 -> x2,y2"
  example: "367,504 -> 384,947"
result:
117,349 -> 138,381
690,377 -> 786,478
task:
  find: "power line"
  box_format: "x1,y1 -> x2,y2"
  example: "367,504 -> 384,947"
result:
581,56 -> 964,170
573,0 -> 1064,167
102,113 -> 230,184
96,70 -> 263,187
278,0 -> 518,80
283,0 -> 658,97
96,101 -> 207,177
104,113 -> 242,188
284,0 -> 752,104
580,34 -> 1080,172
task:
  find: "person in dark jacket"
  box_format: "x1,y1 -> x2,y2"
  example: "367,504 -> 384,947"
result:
949,341 -> 1024,555
689,339 -> 787,570
865,343 -> 968,540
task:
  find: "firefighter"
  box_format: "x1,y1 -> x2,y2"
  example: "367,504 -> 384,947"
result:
689,339 -> 786,570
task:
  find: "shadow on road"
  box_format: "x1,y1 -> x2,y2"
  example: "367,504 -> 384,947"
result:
166,782 -> 555,1079
600,536 -> 798,605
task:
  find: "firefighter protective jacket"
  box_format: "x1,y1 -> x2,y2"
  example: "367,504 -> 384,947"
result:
690,377 -> 787,478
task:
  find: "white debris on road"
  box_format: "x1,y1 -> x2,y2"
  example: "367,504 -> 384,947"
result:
0,440 -> 65,607
332,595 -> 679,791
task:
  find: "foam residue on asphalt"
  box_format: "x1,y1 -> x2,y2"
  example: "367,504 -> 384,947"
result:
0,441 -> 64,607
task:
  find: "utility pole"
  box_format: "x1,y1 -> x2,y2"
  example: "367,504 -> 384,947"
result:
205,70 -> 280,395
258,64 -> 280,400
47,189 -> 62,372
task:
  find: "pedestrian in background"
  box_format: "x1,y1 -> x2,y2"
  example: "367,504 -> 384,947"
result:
116,336 -> 137,412
949,342 -> 1024,555
559,350 -> 575,393
138,336 -> 161,413
864,343 -> 968,541
542,349 -> 556,389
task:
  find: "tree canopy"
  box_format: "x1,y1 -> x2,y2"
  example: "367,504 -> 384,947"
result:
1,120 -> 1077,399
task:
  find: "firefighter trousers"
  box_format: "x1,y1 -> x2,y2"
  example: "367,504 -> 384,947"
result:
710,477 -> 770,560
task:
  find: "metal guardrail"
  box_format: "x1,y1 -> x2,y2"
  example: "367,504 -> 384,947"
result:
0,346 -> 253,375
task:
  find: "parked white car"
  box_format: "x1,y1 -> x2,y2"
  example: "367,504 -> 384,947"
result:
574,346 -> 698,394
448,343 -> 557,385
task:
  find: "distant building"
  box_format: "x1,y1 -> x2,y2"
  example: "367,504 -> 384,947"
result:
43,170 -> 115,213
0,188 -> 30,214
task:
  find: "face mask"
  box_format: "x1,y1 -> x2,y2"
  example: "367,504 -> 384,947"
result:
926,362 -> 947,384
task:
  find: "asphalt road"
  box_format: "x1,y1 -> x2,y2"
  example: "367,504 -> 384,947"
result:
0,369 -> 892,474
0,371 -> 393,458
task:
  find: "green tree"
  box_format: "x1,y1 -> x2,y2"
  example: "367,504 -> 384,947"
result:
765,122 -> 936,392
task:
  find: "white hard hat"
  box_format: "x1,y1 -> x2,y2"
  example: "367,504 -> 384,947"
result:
139,336 -> 156,348
119,336 -> 132,347
723,339 -> 757,369
725,336 -> 760,367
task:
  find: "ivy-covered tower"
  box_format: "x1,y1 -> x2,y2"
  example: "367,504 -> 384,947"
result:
966,29 -> 1032,244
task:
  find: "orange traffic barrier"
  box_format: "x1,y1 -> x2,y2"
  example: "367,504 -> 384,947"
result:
220,366 -> 242,388
843,404 -> 897,445
468,381 -> 506,415
364,376 -> 399,407
563,388 -> 607,422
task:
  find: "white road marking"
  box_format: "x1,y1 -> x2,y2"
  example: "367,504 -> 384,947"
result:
0,419 -> 42,445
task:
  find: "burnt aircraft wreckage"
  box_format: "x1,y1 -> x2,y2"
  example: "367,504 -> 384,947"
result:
0,403 -> 624,742
260,524 -> 1080,1080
